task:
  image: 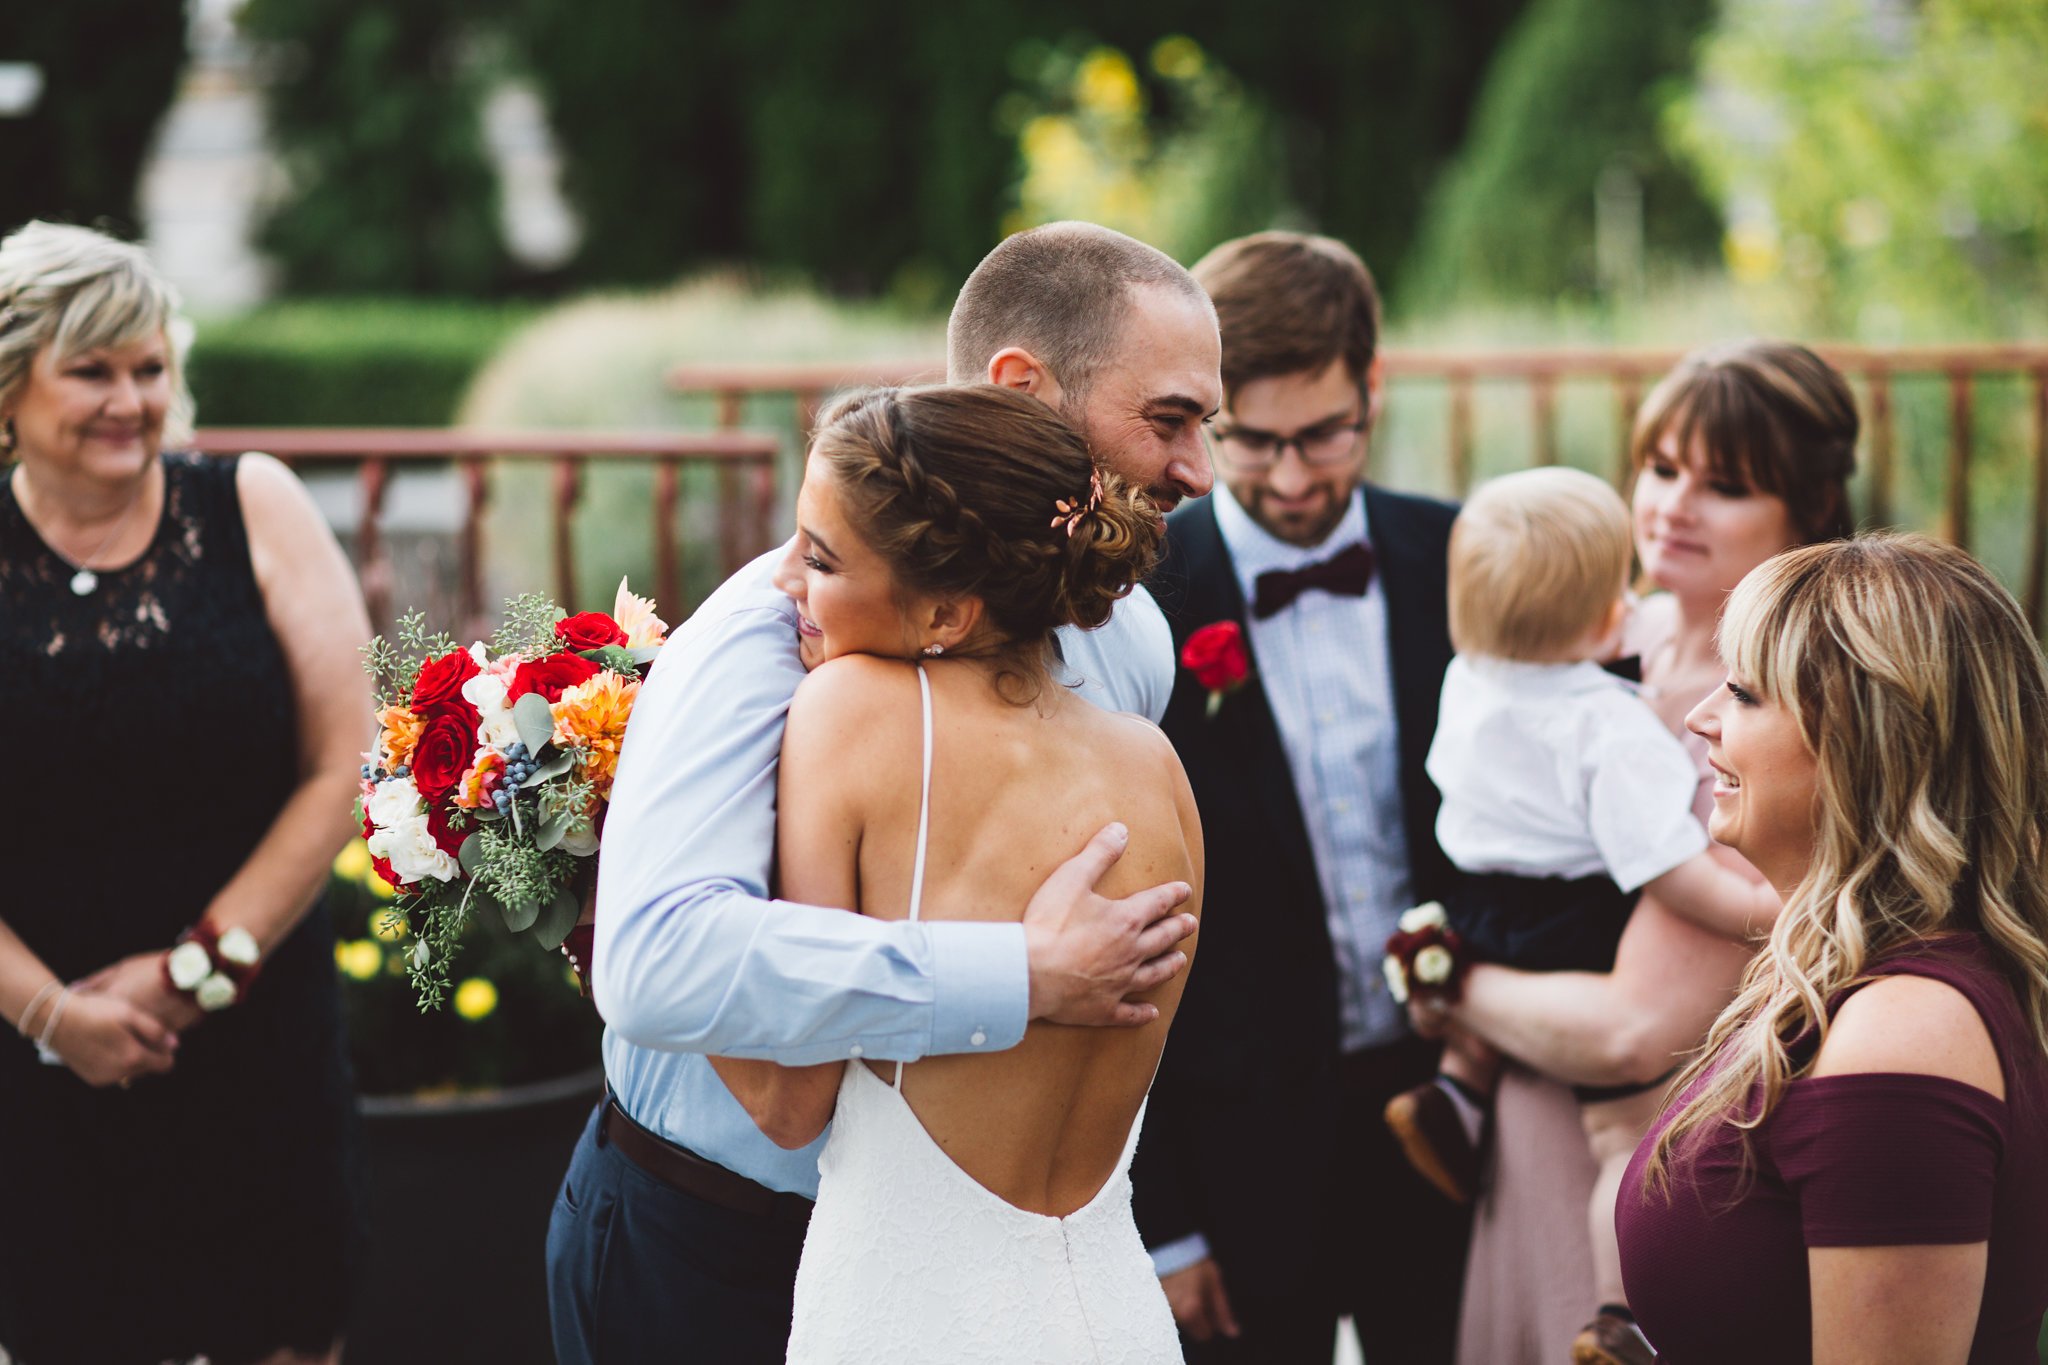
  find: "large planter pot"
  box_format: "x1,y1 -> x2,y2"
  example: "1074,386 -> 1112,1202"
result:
349,1065 -> 604,1364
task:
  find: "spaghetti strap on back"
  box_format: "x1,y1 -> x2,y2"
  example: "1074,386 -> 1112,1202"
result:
895,663 -> 933,1091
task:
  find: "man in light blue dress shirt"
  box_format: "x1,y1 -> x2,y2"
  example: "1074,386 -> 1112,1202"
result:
547,222 -> 1223,1363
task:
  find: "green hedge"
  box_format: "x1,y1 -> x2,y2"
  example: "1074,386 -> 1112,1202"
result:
186,300 -> 534,428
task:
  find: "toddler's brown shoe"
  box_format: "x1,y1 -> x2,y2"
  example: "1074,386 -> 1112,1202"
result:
1382,1082 -> 1479,1205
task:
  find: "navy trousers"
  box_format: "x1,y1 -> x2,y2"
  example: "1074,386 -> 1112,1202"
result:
545,1103 -> 810,1364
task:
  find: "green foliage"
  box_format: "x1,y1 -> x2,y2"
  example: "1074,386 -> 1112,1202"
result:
187,299 -> 534,426
1000,38 -> 1290,265
238,0 -> 509,294
506,0 -> 1529,297
492,593 -> 566,660
0,2 -> 186,236
361,609 -> 458,711
1403,0 -> 1721,308
1667,0 -> 2048,338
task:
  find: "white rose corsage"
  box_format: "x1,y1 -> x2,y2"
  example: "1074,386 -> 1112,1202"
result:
1381,901 -> 1471,1006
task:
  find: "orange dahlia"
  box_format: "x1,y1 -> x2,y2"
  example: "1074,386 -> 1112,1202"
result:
377,704 -> 426,772
453,748 -> 507,809
552,670 -> 639,800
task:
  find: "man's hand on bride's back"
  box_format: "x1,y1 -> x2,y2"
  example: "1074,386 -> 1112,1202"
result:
1023,822 -> 1195,1027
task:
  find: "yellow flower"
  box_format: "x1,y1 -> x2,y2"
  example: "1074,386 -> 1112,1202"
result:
336,940 -> 384,981
1149,35 -> 1204,82
1075,48 -> 1141,119
333,839 -> 371,882
553,670 -> 639,800
612,577 -> 669,650
454,977 -> 499,1021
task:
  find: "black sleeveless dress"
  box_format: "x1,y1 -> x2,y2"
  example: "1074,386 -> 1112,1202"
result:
0,452 -> 364,1364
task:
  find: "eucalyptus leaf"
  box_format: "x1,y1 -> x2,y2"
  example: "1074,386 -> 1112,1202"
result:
499,894 -> 541,934
579,644 -> 639,675
523,751 -> 575,788
513,693 -> 557,755
535,808 -> 572,853
457,834 -> 486,876
532,885 -> 581,950
628,644 -> 662,667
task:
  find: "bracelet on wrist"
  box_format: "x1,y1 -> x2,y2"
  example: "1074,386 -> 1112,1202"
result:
34,984 -> 72,1064
16,979 -> 62,1039
162,920 -> 263,1012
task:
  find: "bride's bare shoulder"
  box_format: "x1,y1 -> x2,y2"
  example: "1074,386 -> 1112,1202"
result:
784,656 -> 922,764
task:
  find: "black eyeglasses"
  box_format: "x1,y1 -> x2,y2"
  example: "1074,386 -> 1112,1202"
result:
1207,416 -> 1367,471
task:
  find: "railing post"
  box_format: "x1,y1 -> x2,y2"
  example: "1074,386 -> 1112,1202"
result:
1448,371 -> 1474,495
2028,368 -> 2048,637
1865,370 -> 1894,530
655,457 -> 682,621
553,455 -> 582,611
717,388 -> 744,574
751,456 -> 778,561
458,457 -> 488,638
357,457 -> 392,628
1530,373 -> 1558,467
1945,369 -> 1973,548
1613,372 -> 1642,489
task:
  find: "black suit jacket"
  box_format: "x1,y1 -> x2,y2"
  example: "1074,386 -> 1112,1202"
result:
1131,485 -> 1458,1299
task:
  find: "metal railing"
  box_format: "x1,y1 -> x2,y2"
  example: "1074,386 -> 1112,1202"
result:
668,344 -> 2048,633
188,428 -> 781,629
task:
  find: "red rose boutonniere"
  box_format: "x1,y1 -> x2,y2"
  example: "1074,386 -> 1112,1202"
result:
1182,620 -> 1251,718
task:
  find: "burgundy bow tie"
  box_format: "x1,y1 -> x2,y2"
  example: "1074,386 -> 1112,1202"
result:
1251,542 -> 1375,619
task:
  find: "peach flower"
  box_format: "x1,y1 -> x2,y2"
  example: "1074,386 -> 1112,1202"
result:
377,704 -> 426,772
612,577 -> 669,651
552,670 -> 639,800
453,748 -> 508,809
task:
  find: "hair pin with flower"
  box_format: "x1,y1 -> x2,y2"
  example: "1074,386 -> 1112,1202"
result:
1050,468 -> 1105,538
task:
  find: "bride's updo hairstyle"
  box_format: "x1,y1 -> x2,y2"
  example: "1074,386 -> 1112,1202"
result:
810,383 -> 1161,673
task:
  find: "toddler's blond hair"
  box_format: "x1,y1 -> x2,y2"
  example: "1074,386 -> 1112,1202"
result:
1448,467 -> 1632,661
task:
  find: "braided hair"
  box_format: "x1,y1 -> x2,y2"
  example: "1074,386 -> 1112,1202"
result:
810,384 -> 1162,672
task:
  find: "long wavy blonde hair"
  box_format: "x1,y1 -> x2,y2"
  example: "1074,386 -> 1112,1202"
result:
1643,533 -> 2048,1189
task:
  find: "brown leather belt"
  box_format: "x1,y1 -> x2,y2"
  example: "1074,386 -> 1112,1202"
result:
602,1098 -> 815,1226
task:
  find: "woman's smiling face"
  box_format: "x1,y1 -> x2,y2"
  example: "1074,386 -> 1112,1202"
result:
1634,432 -> 1802,602
772,454 -> 922,670
1686,667 -> 1820,893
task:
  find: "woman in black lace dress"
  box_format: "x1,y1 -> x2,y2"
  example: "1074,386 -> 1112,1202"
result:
0,222 -> 371,1363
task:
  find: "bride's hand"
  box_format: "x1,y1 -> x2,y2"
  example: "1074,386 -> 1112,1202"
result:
1022,823 -> 1195,1027
1161,1258 -> 1240,1342
45,991 -> 180,1088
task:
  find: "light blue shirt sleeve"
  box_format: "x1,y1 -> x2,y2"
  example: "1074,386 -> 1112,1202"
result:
1055,583 -> 1174,724
591,550 -> 1029,1066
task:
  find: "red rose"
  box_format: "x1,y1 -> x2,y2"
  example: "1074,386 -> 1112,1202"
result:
509,651 -> 601,705
411,648 -> 482,729
409,713 -> 474,800
425,803 -> 465,859
555,612 -> 628,651
369,854 -> 412,893
1181,621 -> 1250,693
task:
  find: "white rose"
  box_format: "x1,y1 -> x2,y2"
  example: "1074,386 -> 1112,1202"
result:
216,926 -> 260,967
1398,901 -> 1448,934
477,707 -> 523,753
1413,944 -> 1455,986
366,775 -> 426,829
557,819 -> 599,857
1382,954 -> 1411,1005
166,941 -> 213,990
194,972 -> 239,1012
368,816 -> 460,884
461,669 -> 510,716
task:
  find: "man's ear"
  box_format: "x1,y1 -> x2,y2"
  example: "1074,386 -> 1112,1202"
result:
921,595 -> 985,655
1362,354 -> 1386,430
986,347 -> 1065,409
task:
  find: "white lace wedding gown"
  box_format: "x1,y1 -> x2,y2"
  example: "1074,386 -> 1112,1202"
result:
784,667 -> 1183,1364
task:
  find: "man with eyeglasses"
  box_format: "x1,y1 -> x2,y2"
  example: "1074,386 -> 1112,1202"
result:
1134,231 -> 1470,1363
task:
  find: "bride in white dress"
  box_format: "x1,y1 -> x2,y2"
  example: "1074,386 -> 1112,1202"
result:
711,385 -> 1204,1364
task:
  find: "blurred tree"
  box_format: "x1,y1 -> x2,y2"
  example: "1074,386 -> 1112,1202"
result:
1668,0 -> 2048,338
510,0 -> 1527,294
0,2 -> 187,237
1402,0 -> 1721,309
242,0 -> 509,293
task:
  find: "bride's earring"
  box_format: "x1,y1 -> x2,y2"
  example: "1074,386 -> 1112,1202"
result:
921,643 -> 944,657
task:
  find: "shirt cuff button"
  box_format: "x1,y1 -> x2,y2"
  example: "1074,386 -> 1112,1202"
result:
849,1044 -> 864,1058
969,1030 -> 988,1047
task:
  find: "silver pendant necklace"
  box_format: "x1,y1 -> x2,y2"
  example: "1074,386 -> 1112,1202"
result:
17,468 -> 152,596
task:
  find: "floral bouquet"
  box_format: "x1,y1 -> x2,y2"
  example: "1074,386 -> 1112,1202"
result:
358,579 -> 667,1009
1381,902 -> 1471,1006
